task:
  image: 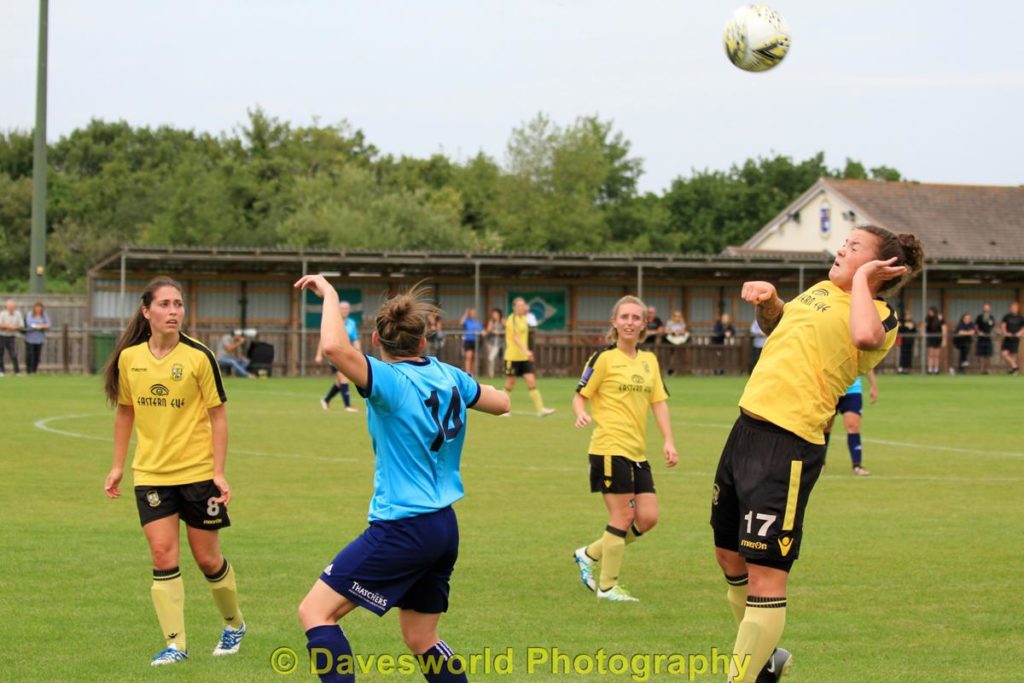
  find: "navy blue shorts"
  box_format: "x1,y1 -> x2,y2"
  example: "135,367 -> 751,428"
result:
836,393 -> 863,415
319,507 -> 459,616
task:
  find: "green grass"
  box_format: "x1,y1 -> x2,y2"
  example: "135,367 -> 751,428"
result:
2,374 -> 1021,682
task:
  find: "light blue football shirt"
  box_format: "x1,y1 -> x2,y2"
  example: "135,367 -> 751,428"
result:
357,354 -> 481,522
344,317 -> 359,343
846,376 -> 863,395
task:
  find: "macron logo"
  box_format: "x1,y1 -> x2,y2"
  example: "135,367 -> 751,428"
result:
350,581 -> 389,608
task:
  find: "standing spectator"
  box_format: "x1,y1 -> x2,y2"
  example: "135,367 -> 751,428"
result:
425,313 -> 445,358
897,311 -> 917,374
24,302 -> 51,375
641,306 -> 665,348
0,299 -> 25,376
749,319 -> 767,370
711,312 -> 736,376
924,307 -> 946,374
460,308 -> 483,376
952,314 -> 975,374
974,303 -> 996,375
1001,301 -> 1024,375
664,311 -> 689,376
216,331 -> 251,379
483,308 -> 505,378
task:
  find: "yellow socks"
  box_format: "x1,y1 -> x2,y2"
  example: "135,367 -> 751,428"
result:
725,573 -> 749,624
587,523 -> 642,561
597,526 -> 627,591
151,567 -> 186,650
205,559 -> 244,628
729,596 -> 786,682
528,388 -> 545,413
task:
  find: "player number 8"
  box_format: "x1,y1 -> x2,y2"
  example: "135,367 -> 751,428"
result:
207,498 -> 220,517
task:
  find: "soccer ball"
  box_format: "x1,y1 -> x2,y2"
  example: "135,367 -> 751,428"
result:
723,4 -> 791,72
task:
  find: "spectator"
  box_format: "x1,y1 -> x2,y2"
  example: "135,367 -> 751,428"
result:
1001,301 -> 1024,375
425,312 -> 445,358
711,312 -> 736,376
483,308 -> 505,378
749,319 -> 767,370
952,313 -> 975,374
0,299 -> 24,376
975,303 -> 996,375
216,331 -> 252,379
664,310 -> 689,376
924,306 -> 946,375
460,308 -> 483,376
897,311 -> 917,374
24,302 -> 51,375
642,306 -> 665,348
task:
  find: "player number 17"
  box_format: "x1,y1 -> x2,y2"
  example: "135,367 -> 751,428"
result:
744,510 -> 777,537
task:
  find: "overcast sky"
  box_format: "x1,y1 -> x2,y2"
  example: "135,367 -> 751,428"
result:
2,1 -> 1021,193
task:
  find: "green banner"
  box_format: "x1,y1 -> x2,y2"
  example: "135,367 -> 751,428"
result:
507,291 -> 566,330
305,288 -> 363,328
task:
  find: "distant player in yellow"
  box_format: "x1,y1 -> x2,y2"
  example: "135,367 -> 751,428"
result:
571,295 -> 678,602
102,276 -> 245,666
504,297 -> 555,416
711,226 -> 924,682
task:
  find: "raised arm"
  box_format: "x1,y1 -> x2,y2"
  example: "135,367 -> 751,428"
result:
850,258 -> 906,350
741,281 -> 785,336
294,274 -> 368,387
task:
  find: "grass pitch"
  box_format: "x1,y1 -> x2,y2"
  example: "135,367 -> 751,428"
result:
1,373 -> 1020,682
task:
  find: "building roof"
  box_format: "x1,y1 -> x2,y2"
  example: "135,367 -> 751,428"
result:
745,178 -> 1024,262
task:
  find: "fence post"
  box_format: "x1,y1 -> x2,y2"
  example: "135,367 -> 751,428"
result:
62,323 -> 70,373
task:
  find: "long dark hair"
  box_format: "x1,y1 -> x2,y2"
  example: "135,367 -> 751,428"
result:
856,225 -> 926,296
103,277 -> 184,405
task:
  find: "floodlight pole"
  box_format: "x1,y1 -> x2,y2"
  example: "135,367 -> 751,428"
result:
29,0 -> 49,293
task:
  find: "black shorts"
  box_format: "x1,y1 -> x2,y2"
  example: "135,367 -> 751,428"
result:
589,455 -> 656,494
836,393 -> 863,415
710,414 -> 825,569
976,337 -> 993,357
135,480 -> 231,530
505,360 -> 534,377
463,340 -> 477,352
1002,337 -> 1020,354
926,336 -> 943,349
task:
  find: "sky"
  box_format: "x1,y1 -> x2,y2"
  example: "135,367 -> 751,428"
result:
2,0 -> 1022,194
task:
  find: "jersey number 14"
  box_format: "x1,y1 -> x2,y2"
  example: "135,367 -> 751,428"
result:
424,387 -> 464,451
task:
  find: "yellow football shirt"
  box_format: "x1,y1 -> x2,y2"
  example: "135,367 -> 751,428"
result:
576,346 -> 669,461
504,314 -> 530,362
740,280 -> 897,444
117,334 -> 227,486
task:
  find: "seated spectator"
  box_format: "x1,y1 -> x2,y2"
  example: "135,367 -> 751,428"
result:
664,310 -> 689,345
217,331 -> 252,378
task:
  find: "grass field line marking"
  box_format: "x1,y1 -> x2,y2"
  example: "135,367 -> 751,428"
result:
677,421 -> 1024,459
33,413 -> 359,463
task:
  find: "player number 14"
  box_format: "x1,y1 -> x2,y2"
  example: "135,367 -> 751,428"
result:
424,387 -> 464,451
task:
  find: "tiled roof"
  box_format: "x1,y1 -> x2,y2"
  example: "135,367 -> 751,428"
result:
824,179 -> 1024,261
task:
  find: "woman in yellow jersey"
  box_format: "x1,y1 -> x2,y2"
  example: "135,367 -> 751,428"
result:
102,277 -> 245,666
571,295 -> 678,602
503,297 -> 555,416
710,226 -> 923,683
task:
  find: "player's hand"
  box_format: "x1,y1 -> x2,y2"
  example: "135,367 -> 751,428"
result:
212,475 -> 231,505
574,412 -> 592,429
741,281 -> 777,304
294,273 -> 333,299
663,442 -> 678,468
104,467 -> 123,499
526,350 -> 534,359
870,387 -> 879,404
854,257 -> 907,290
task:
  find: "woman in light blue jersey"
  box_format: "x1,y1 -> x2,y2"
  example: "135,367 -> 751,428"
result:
294,274 -> 509,683
823,370 -> 877,476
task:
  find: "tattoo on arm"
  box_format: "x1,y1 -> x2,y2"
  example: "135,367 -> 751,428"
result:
756,298 -> 784,336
